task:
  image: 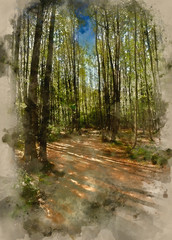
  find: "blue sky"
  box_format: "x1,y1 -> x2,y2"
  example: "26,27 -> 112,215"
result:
75,5 -> 95,51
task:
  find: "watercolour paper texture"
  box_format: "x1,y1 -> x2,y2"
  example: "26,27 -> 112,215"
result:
0,0 -> 172,239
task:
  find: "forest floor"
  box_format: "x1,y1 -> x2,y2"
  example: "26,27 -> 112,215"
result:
24,129 -> 170,240
15,130 -> 171,240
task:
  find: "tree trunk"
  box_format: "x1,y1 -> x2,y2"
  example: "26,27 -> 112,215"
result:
95,11 -> 102,127
24,4 -> 44,163
14,14 -> 22,106
141,18 -> 153,141
39,6 -> 56,162
133,3 -> 138,148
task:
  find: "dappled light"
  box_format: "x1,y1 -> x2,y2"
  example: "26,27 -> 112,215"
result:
37,130 -> 169,233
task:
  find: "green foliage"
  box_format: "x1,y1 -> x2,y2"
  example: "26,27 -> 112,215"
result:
151,152 -> 168,167
47,125 -> 61,142
38,173 -> 51,185
16,171 -> 40,206
126,145 -> 133,153
112,139 -> 123,146
15,139 -> 24,151
87,110 -> 101,127
79,114 -> 87,128
11,200 -> 31,219
129,145 -> 170,167
14,0 -> 166,162
129,145 -> 155,161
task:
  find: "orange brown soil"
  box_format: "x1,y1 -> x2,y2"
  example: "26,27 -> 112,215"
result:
37,130 -> 170,232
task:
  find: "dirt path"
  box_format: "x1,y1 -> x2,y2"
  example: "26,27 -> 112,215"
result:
35,130 -> 170,239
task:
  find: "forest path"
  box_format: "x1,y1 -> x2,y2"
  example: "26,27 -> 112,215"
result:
40,130 -> 170,239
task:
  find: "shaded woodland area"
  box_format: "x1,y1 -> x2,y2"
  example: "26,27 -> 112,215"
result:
11,0 -> 166,170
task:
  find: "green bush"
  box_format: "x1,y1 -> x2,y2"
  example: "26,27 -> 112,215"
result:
151,153 -> 168,167
129,145 -> 170,167
16,171 -> 40,205
129,146 -> 155,161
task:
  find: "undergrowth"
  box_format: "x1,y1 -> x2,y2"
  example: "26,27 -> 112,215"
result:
127,145 -> 172,167
15,170 -> 40,206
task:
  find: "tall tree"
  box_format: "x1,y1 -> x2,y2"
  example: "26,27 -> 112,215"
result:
24,3 -> 44,164
14,14 -> 22,103
133,2 -> 138,148
95,10 -> 102,127
39,5 -> 56,163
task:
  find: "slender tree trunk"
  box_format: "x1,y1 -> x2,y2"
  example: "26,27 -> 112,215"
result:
72,21 -> 79,131
127,22 -> 134,130
115,6 -> 121,138
133,3 -> 138,148
77,34 -> 80,131
14,14 -> 21,78
39,6 -> 56,162
95,11 -> 102,127
25,13 -> 30,101
105,10 -> 117,137
14,14 -> 22,109
141,19 -> 153,141
153,25 -> 161,133
24,4 -> 44,163
100,26 -> 110,130
23,17 -> 27,103
145,19 -> 156,89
